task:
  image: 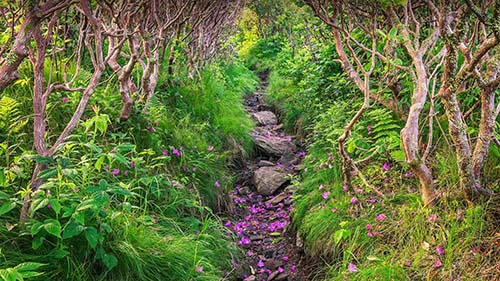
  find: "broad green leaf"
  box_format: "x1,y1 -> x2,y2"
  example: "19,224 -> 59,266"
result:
63,221 -> 83,239
95,155 -> 106,171
85,227 -> 98,248
0,201 -> 15,216
32,235 -> 44,250
48,198 -> 61,214
14,262 -> 45,272
102,253 -> 118,270
31,221 -> 44,236
43,219 -> 62,238
31,198 -> 49,214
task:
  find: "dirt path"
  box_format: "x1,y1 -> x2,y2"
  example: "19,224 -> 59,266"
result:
225,73 -> 309,281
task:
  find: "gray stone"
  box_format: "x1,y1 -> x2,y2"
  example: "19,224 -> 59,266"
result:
254,136 -> 296,157
257,160 -> 275,167
252,111 -> 278,126
253,166 -> 289,196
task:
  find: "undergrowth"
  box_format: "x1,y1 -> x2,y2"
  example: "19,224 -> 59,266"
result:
0,60 -> 257,280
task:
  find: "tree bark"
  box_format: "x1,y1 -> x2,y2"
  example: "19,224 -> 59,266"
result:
400,54 -> 436,206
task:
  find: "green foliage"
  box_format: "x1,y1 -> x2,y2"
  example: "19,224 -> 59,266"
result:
0,262 -> 45,281
0,58 -> 255,280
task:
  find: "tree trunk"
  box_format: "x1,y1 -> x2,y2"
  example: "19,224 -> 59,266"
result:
471,85 -> 496,195
440,87 -> 479,201
400,55 -> 436,205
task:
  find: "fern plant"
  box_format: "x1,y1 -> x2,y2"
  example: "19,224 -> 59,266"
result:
0,96 -> 29,167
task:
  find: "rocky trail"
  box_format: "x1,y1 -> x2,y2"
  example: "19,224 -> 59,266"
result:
225,74 -> 310,281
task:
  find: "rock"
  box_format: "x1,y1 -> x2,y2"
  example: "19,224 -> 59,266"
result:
252,111 -> 278,126
296,233 -> 304,248
254,136 -> 296,158
266,192 -> 288,205
268,271 -> 279,280
253,166 -> 289,196
257,160 -> 275,167
244,275 -> 256,281
239,186 -> 251,195
275,273 -> 289,280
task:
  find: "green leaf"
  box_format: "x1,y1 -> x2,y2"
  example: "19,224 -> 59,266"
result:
388,27 -> 398,39
14,262 -> 45,272
31,198 -> 49,214
95,155 -> 106,171
43,219 -> 62,238
48,198 -> 61,214
32,155 -> 55,164
85,227 -> 99,248
63,221 -> 84,239
102,253 -> 118,270
0,201 -> 15,216
32,235 -> 44,250
31,221 -> 44,236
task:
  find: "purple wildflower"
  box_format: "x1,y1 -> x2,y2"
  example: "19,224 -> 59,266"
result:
429,214 -> 438,222
214,181 -> 221,188
434,259 -> 443,268
257,260 -> 265,268
196,266 -> 204,273
172,148 -> 181,157
350,197 -> 359,204
437,246 -> 445,256
62,97 -> 69,103
375,213 -> 387,221
322,192 -> 330,199
207,146 -> 214,151
348,263 -> 357,273
162,149 -> 169,156
239,237 -> 251,245
111,168 -> 120,176
382,162 -> 390,171
130,161 -> 135,168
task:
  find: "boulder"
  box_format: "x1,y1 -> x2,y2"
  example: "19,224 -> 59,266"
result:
254,136 -> 296,158
253,166 -> 289,195
252,111 -> 277,126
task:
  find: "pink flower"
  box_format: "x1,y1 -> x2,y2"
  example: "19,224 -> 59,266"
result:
171,181 -> 179,187
47,204 -> 52,209
247,250 -> 254,256
290,265 -> 297,271
322,192 -> 330,199
224,221 -> 232,227
365,224 -> 372,230
437,246 -> 444,256
342,185 -> 347,192
286,136 -> 292,142
434,259 -> 442,268
172,148 -> 181,157
207,146 -> 214,151
348,263 -> 357,273
162,149 -> 169,156
405,261 -> 411,267
367,232 -> 373,237
239,237 -> 251,245
428,214 -> 438,222
375,213 -> 387,221
62,97 -> 69,103
111,168 -> 120,176
319,184 -> 324,190
350,197 -> 359,204
257,260 -> 265,268
214,181 -> 221,188
277,267 -> 284,273
130,161 -> 135,168
196,266 -> 204,273
282,256 -> 289,262
331,207 -> 337,213
382,162 -> 390,171
367,125 -> 372,134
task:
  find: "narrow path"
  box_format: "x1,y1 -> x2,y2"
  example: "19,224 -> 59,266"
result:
226,73 -> 308,281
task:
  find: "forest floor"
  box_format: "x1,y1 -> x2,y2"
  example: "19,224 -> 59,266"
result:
224,73 -> 315,281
